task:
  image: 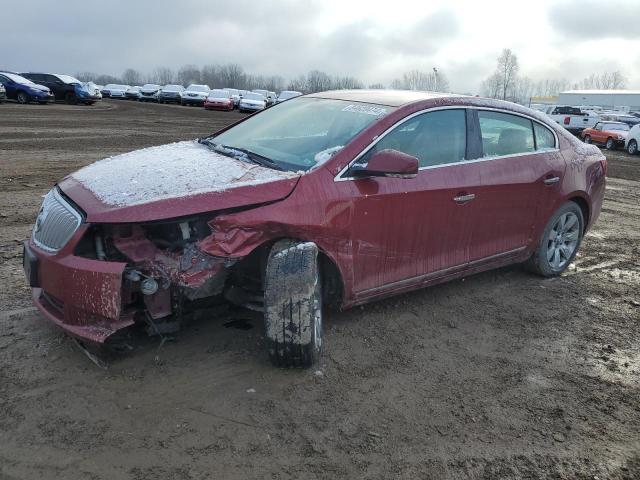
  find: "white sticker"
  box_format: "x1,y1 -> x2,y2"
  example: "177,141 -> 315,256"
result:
342,104 -> 388,116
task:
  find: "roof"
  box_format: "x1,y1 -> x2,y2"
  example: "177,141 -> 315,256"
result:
561,90 -> 640,95
307,89 -> 464,107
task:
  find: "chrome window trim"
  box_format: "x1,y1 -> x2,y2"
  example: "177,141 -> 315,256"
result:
334,105 -> 560,182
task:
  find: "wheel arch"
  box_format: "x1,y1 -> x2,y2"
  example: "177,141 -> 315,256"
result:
567,195 -> 590,231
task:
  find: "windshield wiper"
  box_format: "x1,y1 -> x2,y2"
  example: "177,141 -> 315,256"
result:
199,138 -> 284,171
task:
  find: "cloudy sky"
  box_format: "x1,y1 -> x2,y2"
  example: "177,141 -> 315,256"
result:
5,0 -> 640,93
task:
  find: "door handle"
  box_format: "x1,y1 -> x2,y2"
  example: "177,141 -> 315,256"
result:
544,176 -> 560,185
453,193 -> 475,204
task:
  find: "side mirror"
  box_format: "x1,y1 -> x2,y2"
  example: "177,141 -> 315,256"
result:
350,149 -> 419,179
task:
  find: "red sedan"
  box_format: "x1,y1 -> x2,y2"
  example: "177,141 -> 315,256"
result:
203,89 -> 234,111
24,90 -> 606,367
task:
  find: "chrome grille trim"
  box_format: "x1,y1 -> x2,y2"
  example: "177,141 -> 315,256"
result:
32,188 -> 82,253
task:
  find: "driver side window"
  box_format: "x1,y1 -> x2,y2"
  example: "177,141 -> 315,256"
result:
358,109 -> 467,168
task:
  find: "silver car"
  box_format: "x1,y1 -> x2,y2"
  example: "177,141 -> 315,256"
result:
181,84 -> 210,106
139,84 -> 161,102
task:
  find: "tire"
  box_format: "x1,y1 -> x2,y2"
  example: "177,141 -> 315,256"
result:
264,240 -> 322,368
605,137 -> 615,150
627,140 -> 638,155
583,135 -> 591,144
16,91 -> 29,104
526,202 -> 584,277
65,92 -> 77,105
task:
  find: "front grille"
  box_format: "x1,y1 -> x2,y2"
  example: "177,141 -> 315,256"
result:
32,189 -> 82,252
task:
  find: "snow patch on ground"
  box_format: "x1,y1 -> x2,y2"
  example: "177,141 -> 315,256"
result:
72,141 -> 299,206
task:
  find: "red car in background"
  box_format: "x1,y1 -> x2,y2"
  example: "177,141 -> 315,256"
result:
204,89 -> 234,111
23,90 -> 606,367
581,121 -> 630,150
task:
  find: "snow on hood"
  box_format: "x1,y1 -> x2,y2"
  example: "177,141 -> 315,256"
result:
71,140 -> 299,207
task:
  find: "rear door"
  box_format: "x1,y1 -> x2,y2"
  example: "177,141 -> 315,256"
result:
464,110 -> 564,264
339,108 -> 476,295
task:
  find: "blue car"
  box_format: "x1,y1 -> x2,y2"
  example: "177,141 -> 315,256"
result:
22,73 -> 101,105
0,71 -> 54,104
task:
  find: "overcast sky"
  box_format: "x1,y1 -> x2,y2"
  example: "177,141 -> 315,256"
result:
5,0 -> 640,92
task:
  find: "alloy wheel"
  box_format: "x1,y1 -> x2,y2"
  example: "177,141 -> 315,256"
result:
628,140 -> 638,155
546,212 -> 580,270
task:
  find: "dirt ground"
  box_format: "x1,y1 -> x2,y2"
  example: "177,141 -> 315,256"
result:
1,100 -> 639,480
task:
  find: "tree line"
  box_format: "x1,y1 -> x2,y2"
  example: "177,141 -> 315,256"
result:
481,48 -> 627,104
75,64 -> 451,94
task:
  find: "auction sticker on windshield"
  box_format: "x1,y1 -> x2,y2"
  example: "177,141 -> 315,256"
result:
342,104 -> 388,116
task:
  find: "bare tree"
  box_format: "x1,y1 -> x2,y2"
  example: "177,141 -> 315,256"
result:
306,70 -> 332,93
392,69 -> 449,92
287,74 -> 308,92
497,49 -> 519,100
122,68 -> 142,86
151,67 -> 175,85
178,64 -> 201,85
75,72 -> 98,82
368,83 -> 386,89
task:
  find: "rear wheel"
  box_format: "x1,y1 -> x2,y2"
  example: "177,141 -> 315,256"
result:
605,137 -> 615,150
264,240 -> 322,368
16,91 -> 29,104
583,135 -> 591,144
627,139 -> 638,155
526,202 -> 584,277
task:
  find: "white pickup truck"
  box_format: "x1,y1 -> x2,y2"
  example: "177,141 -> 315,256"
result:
542,105 -> 599,135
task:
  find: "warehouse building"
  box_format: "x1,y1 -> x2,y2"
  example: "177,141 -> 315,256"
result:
557,90 -> 640,111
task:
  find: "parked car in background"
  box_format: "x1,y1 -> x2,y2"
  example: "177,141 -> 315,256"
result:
599,112 -> 640,128
22,91 -> 606,368
581,121 -> 630,149
624,124 -> 640,155
125,86 -> 141,100
252,89 -> 276,105
204,89 -> 234,111
0,71 -> 54,104
0,83 -> 6,103
102,84 -> 129,99
542,105 -> 599,135
238,92 -> 266,112
21,73 -> 101,105
138,84 -> 161,102
223,88 -> 240,107
277,90 -> 302,103
158,84 -> 185,104
181,84 -> 210,106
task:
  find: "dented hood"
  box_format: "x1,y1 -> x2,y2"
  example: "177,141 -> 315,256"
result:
59,140 -> 301,223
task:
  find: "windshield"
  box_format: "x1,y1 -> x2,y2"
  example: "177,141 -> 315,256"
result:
57,74 -> 81,84
224,88 -> 238,95
162,85 -> 182,91
209,89 -> 228,97
243,93 -> 264,101
3,73 -> 38,85
210,97 -> 392,171
142,84 -> 160,89
187,84 -> 208,92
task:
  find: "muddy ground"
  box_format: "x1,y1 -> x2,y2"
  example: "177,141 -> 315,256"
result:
0,100 -> 639,480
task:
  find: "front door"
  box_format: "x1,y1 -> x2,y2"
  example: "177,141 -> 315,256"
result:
338,108 -> 476,295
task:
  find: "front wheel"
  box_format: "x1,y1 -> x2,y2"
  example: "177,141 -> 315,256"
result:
526,202 -> 584,277
264,240 -> 322,368
16,91 -> 29,104
583,135 -> 591,144
605,137 -> 615,150
627,140 -> 638,155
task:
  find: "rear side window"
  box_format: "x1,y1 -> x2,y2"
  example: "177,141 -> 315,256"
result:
362,109 -> 467,168
533,123 -> 556,150
478,111 -> 534,156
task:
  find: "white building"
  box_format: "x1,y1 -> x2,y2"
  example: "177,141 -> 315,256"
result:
557,90 -> 640,111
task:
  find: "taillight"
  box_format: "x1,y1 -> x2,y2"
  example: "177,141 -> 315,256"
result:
563,116 -> 570,125
600,158 -> 607,176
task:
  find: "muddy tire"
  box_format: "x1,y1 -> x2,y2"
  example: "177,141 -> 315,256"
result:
264,240 -> 322,368
526,202 -> 584,277
583,135 -> 591,144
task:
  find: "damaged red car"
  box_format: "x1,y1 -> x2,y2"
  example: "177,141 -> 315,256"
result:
24,90 -> 606,367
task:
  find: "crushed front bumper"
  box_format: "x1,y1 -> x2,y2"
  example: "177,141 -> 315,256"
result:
24,238 -> 133,343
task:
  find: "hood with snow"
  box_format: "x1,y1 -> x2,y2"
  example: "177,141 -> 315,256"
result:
58,140 -> 301,223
